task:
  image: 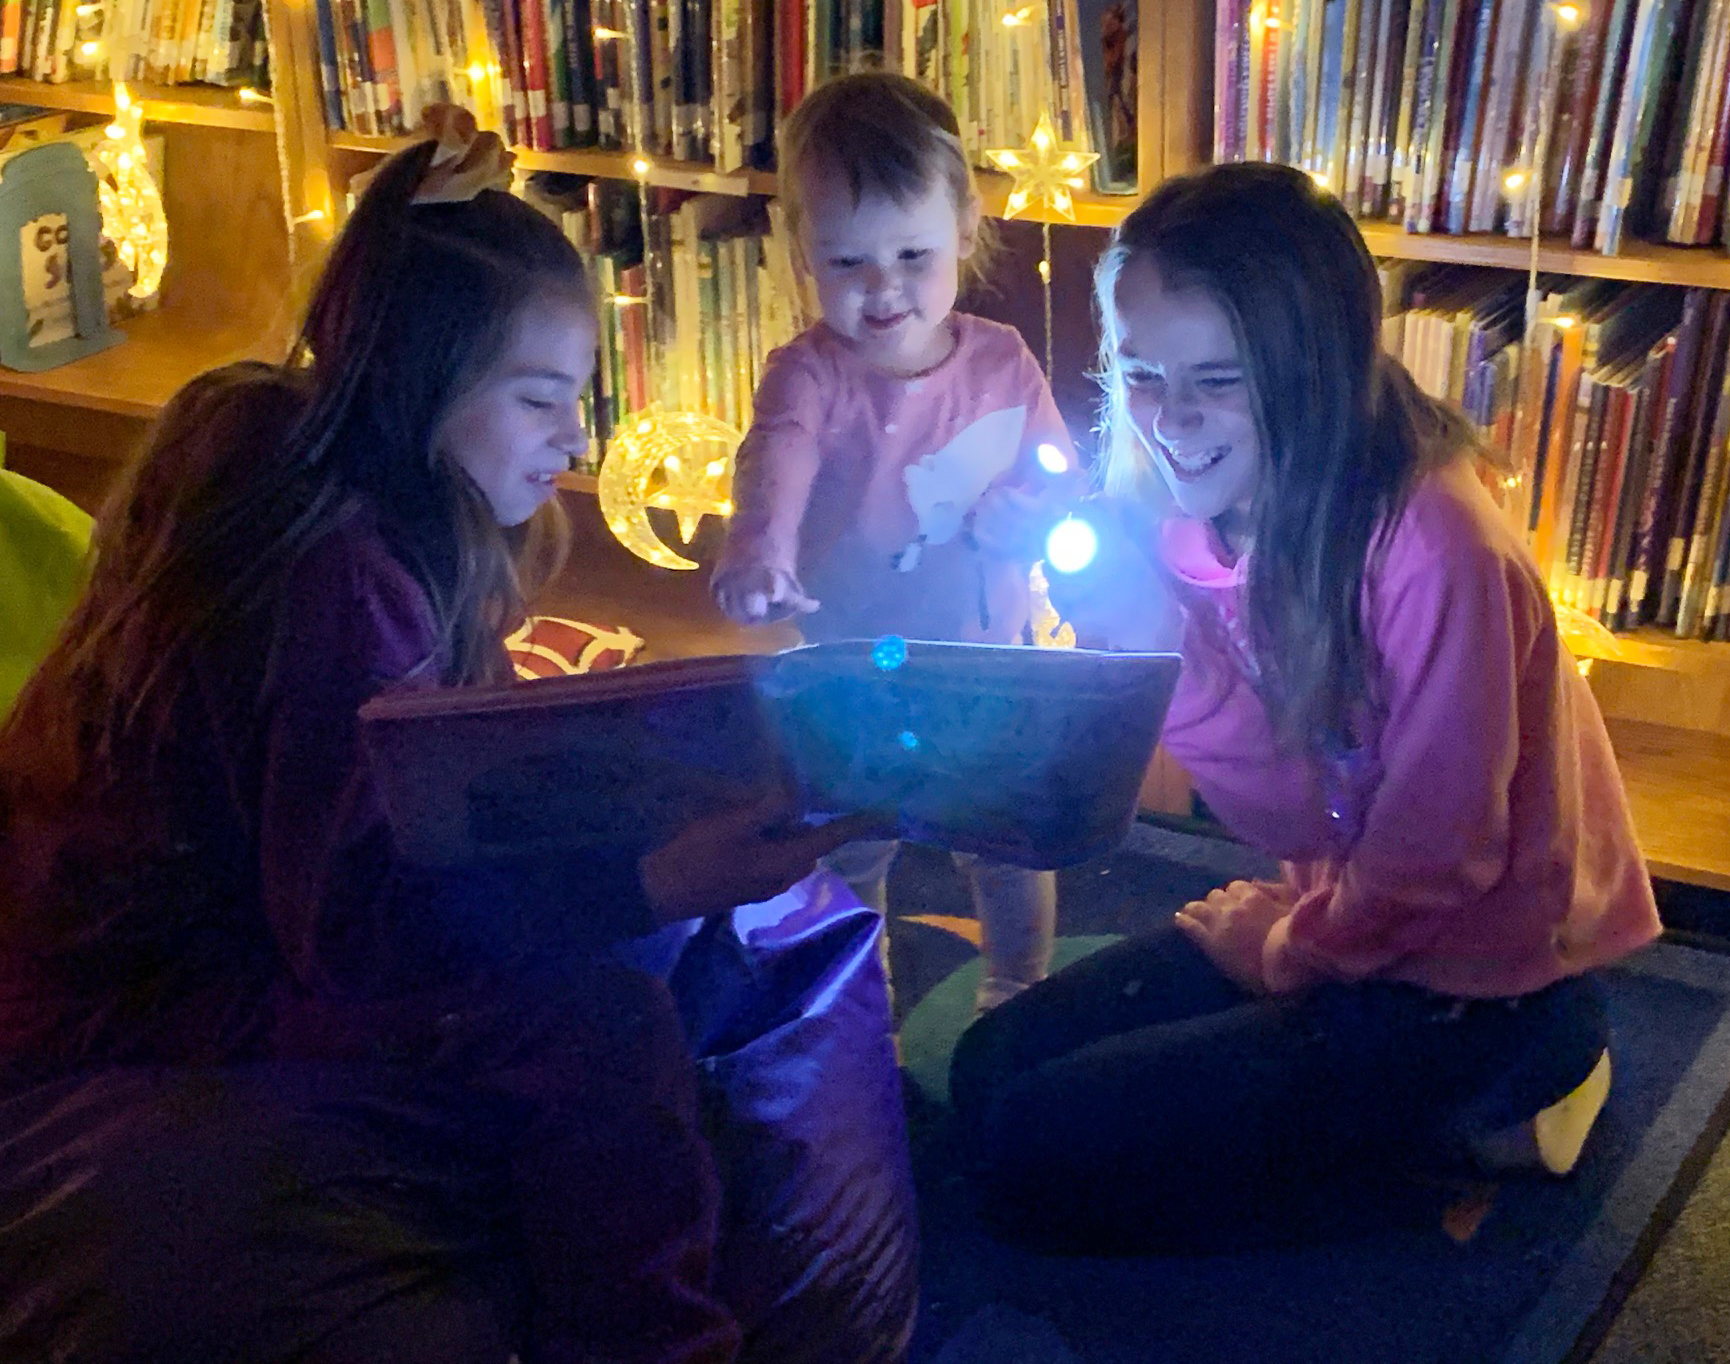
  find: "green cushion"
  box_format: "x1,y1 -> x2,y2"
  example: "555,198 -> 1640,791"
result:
899,935 -> 1123,1108
0,456 -> 92,721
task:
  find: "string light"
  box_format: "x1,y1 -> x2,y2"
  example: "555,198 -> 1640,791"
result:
630,155 -> 652,177
1001,5 -> 1037,25
92,81 -> 169,300
236,86 -> 272,104
593,26 -> 625,39
290,208 -> 326,225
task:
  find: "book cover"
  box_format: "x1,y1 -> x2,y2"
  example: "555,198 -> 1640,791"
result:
1071,0 -> 1136,190
1628,290 -> 1705,624
360,641 -> 1182,871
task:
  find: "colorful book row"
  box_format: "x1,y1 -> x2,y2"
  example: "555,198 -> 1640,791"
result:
313,0 -> 1137,189
1218,0 -> 1730,253
1388,263 -> 1730,638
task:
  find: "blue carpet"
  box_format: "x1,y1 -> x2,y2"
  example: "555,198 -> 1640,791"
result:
895,849 -> 1730,1364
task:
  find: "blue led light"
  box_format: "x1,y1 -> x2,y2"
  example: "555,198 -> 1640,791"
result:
898,730 -> 920,751
1045,516 -> 1100,574
872,634 -> 909,671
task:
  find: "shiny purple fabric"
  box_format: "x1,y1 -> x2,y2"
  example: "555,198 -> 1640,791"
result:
631,873 -> 919,1364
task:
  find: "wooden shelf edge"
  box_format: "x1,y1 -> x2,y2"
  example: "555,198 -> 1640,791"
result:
0,76 -> 275,131
1604,719 -> 1730,893
0,309 -> 285,419
1358,222 -> 1730,290
327,133 -> 1135,226
1565,624 -> 1730,676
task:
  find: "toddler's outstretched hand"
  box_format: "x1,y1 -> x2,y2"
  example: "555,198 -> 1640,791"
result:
970,485 -> 1053,561
713,562 -> 820,625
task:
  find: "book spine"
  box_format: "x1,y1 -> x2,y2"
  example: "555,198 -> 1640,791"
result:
1593,0 -> 1665,254
313,0 -> 345,126
1659,295 -> 1730,623
1628,298 -> 1699,624
1571,0 -> 1637,246
1675,358 -> 1730,636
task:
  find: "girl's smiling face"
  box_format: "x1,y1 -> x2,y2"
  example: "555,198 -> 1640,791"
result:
1113,255 -> 1262,527
436,294 -> 597,527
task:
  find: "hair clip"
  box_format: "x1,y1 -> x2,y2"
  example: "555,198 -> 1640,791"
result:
350,104 -> 517,206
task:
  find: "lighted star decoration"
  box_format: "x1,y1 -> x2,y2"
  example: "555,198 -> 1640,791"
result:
985,110 -> 1099,220
597,406 -> 742,570
91,82 -> 168,299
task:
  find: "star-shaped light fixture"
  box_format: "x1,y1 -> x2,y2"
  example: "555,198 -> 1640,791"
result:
985,110 -> 1100,220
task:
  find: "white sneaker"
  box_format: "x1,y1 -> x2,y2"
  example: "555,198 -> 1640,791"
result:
1469,1049 -> 1612,1177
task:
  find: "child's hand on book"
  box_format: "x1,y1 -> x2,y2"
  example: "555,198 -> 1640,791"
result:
640,797 -> 890,924
713,563 -> 820,625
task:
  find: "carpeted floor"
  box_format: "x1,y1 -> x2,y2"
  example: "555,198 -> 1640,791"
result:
883,826 -> 1730,1364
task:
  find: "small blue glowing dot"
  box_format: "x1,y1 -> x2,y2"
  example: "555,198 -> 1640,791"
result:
1046,516 -> 1100,574
872,634 -> 909,671
898,730 -> 920,751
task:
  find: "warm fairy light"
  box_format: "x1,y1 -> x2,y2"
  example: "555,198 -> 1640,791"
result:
236,87 -> 271,104
1309,170 -> 1330,190
1553,3 -> 1584,28
611,294 -> 647,306
79,40 -> 100,56
594,26 -> 626,38
291,208 -> 327,225
1576,658 -> 1593,678
1002,5 -> 1036,25
631,156 -> 652,177
1502,169 -> 1529,193
1553,315 -> 1577,329
94,81 -> 169,299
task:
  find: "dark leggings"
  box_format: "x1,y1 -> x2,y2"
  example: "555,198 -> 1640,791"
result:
949,922 -> 1609,1253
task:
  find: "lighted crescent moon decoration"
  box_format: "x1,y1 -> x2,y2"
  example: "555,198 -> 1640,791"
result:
596,406 -> 743,570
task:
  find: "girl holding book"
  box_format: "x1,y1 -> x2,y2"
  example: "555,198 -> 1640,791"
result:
712,72 -> 1081,1014
950,162 -> 1663,1249
0,108 -> 870,1362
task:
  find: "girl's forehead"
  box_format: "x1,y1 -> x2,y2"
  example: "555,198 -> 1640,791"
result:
1113,261 -> 1239,360
802,167 -> 954,240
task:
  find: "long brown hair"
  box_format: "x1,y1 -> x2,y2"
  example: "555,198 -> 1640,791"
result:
1095,161 -> 1484,753
1,137 -> 591,802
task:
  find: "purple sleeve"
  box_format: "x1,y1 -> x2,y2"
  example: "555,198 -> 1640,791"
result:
257,525 -> 656,1005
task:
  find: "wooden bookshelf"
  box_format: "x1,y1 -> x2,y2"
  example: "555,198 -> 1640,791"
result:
0,76 -> 275,131
0,308 -> 282,419
1357,223 -> 1730,292
1606,721 -> 1730,893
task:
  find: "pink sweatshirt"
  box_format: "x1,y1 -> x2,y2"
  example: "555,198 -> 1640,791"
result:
718,314 -> 1079,645
1159,457 -> 1661,999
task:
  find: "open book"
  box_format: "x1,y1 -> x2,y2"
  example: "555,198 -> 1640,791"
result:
360,640 -> 1181,871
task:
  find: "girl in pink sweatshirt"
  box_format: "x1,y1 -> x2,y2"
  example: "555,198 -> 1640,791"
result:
950,162 -> 1662,1251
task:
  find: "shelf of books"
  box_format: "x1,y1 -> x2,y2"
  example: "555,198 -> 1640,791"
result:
0,77 -> 275,132
1206,3 -> 1730,650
